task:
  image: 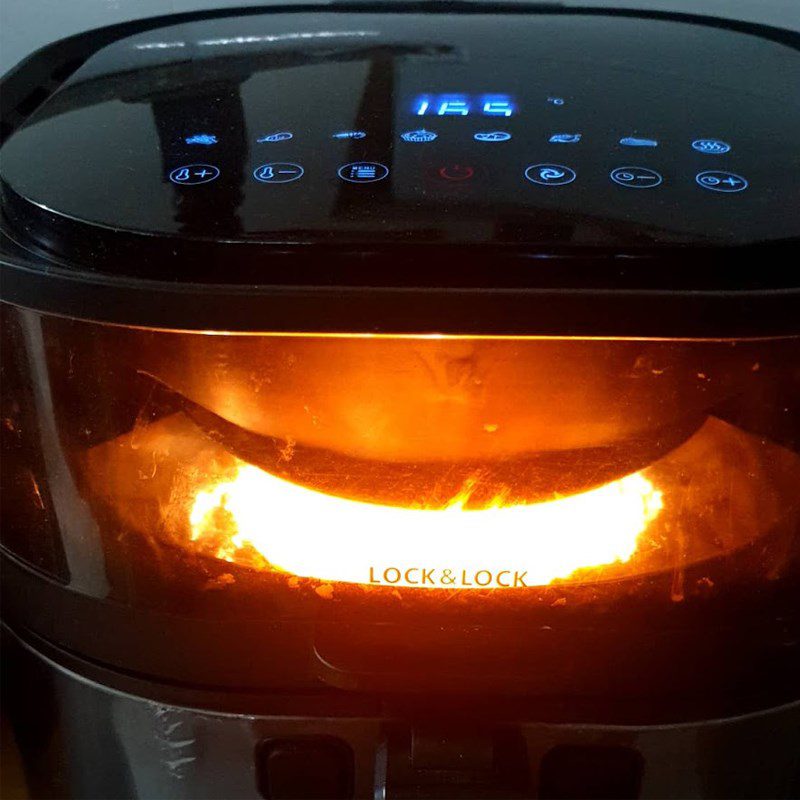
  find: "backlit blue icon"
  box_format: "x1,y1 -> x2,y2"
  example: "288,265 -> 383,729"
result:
338,161 -> 389,183
692,138 -> 731,155
257,131 -> 293,143
524,163 -> 576,186
401,129 -> 438,143
547,97 -> 565,106
474,131 -> 512,142
332,130 -> 367,139
252,162 -> 304,184
549,133 -> 582,144
185,134 -> 218,146
168,164 -> 220,185
610,166 -> 663,188
696,170 -> 748,193
619,136 -> 659,148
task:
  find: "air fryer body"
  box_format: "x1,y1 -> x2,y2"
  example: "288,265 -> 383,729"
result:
1,6 -> 799,799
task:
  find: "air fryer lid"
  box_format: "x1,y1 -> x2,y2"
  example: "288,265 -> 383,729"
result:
1,8 -> 799,335
2,10 -> 799,261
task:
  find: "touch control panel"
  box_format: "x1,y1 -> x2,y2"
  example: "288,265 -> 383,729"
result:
1,11 -> 799,253
165,124 -> 748,192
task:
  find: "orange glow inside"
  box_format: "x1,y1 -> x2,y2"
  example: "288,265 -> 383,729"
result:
188,463 -> 664,589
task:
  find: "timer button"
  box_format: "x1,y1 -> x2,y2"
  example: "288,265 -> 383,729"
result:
695,170 -> 748,192
610,166 -> 663,189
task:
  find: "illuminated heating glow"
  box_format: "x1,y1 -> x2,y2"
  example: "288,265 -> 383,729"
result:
189,464 -> 663,589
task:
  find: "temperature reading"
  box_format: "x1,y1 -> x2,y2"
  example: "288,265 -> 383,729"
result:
412,94 -> 516,117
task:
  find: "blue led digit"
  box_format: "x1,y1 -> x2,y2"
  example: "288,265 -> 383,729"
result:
482,96 -> 515,117
413,96 -> 431,116
437,97 -> 470,116
411,93 -> 515,117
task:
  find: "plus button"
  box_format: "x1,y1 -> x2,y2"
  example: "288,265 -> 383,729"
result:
696,170 -> 749,194
168,163 -> 220,185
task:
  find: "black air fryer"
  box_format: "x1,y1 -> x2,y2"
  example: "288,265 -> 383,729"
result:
1,6 -> 799,799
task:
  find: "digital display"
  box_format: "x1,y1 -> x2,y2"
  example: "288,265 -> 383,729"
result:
411,94 -> 516,117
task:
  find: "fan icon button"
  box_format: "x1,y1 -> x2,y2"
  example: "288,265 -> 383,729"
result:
524,164 -> 576,186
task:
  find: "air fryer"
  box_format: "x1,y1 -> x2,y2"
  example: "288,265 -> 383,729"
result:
1,7 -> 799,799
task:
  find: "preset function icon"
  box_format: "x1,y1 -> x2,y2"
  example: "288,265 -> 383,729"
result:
619,136 -> 658,148
474,131 -> 512,142
184,133 -> 217,146
692,138 -> 731,154
257,132 -> 294,143
401,129 -> 438,143
332,130 -> 367,140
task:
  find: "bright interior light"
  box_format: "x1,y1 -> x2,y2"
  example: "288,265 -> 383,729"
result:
189,463 -> 663,589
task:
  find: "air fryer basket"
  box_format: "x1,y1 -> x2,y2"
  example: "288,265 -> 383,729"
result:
2,305 -> 798,709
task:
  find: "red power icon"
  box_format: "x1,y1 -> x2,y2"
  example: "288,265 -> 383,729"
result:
438,165 -> 475,181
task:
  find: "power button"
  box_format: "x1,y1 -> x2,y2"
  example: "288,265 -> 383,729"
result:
437,164 -> 476,182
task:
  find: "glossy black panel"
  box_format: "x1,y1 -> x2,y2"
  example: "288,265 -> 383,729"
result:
1,10 -> 799,275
